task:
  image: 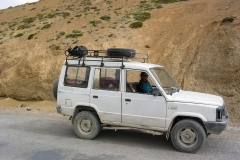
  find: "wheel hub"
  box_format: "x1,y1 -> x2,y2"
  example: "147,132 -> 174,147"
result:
80,119 -> 92,132
180,128 -> 196,144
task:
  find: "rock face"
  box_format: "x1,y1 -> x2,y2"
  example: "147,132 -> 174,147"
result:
0,0 -> 239,123
0,43 -> 63,100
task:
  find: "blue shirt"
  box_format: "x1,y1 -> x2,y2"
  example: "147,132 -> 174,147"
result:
138,79 -> 153,93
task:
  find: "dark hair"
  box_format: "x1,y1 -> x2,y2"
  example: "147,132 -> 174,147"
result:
140,72 -> 147,76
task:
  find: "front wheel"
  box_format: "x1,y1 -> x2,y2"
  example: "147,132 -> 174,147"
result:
73,111 -> 101,139
171,119 -> 206,153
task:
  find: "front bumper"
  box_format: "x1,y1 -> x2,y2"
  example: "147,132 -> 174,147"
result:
204,119 -> 228,134
204,103 -> 229,134
204,109 -> 228,135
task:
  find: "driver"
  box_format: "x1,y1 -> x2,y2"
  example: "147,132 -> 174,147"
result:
137,72 -> 153,93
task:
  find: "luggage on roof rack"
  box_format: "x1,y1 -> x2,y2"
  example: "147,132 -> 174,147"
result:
64,46 -> 148,67
65,46 -> 137,58
66,46 -> 88,58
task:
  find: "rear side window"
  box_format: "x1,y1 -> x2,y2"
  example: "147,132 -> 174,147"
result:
64,66 -> 90,88
93,68 -> 120,91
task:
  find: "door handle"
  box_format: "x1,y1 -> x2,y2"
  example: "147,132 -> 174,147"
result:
125,99 -> 131,102
93,95 -> 98,98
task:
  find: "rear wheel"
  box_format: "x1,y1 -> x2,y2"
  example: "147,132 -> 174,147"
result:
171,119 -> 206,153
73,111 -> 101,139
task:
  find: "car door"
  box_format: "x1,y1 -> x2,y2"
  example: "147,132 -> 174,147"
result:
58,66 -> 91,111
122,69 -> 166,130
90,68 -> 122,123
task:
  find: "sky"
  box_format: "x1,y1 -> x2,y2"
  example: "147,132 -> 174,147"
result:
0,0 -> 39,10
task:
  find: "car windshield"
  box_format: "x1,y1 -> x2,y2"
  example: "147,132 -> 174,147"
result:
150,67 -> 180,95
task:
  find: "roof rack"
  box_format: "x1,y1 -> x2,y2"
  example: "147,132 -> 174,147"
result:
64,46 -> 149,68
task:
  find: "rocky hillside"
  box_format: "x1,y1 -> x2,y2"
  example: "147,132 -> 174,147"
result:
0,0 -> 239,123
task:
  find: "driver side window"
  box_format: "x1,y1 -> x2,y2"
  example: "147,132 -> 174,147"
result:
125,70 -> 155,94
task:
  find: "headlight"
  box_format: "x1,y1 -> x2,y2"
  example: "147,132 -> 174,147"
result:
216,102 -> 228,122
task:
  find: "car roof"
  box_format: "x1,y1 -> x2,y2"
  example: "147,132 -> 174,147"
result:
64,57 -> 162,70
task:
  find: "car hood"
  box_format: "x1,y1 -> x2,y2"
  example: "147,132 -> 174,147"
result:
171,90 -> 224,106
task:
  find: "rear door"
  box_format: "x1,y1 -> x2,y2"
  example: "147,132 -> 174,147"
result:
58,66 -> 90,109
90,68 -> 122,123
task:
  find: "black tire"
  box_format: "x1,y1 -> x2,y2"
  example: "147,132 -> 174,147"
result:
171,119 -> 206,153
73,111 -> 101,139
53,78 -> 59,100
107,48 -> 136,58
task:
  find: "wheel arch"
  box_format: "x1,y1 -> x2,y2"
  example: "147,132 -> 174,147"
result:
71,105 -> 100,124
170,116 -> 207,134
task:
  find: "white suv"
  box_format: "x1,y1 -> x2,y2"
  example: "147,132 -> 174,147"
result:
54,46 -> 228,153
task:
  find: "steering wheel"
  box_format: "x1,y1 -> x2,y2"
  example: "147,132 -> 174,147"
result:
149,88 -> 157,94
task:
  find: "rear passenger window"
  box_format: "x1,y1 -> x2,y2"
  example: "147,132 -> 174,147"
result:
93,68 -> 120,91
64,66 -> 90,88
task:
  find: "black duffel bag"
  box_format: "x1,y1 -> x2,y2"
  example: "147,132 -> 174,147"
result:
67,46 -> 88,57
